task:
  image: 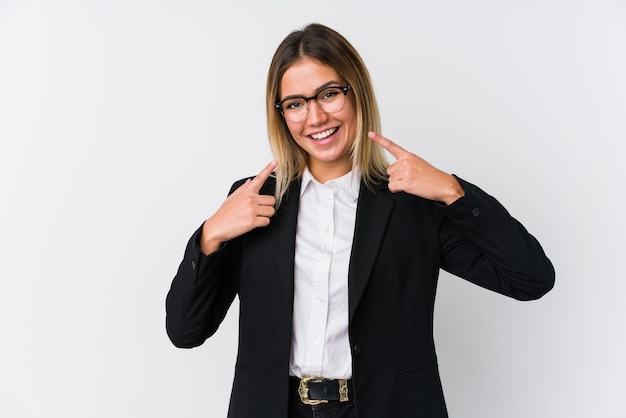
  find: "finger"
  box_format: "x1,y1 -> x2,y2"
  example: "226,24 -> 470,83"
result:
255,205 -> 276,218
249,160 -> 278,192
386,160 -> 401,176
230,178 -> 253,195
253,215 -> 272,228
368,131 -> 409,160
256,195 -> 277,207
387,181 -> 402,194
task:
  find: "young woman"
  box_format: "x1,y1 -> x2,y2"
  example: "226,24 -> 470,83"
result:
166,23 -> 554,418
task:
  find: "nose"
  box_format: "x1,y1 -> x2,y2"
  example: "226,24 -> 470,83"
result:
306,99 -> 328,125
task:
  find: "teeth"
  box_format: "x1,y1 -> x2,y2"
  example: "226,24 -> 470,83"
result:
311,128 -> 337,140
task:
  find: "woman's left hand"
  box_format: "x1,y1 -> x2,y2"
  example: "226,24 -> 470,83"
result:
368,131 -> 465,206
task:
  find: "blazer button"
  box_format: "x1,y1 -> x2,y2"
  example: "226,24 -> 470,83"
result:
471,207 -> 480,217
191,260 -> 197,271
353,344 -> 361,355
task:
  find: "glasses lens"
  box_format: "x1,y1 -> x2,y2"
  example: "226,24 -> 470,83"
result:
316,87 -> 346,114
282,98 -> 307,123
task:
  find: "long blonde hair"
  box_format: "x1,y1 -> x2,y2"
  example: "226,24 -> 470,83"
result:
266,23 -> 388,205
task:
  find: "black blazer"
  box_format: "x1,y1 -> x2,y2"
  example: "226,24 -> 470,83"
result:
166,176 -> 554,418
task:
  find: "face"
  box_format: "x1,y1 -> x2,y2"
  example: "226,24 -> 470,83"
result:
279,58 -> 357,182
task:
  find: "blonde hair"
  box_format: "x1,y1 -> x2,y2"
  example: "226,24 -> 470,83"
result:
266,23 -> 388,205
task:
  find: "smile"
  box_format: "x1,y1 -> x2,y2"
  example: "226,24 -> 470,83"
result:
310,127 -> 338,141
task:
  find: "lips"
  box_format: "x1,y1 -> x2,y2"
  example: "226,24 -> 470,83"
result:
310,127 -> 338,141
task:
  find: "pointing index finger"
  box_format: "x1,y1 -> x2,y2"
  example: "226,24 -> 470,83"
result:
249,160 -> 278,192
368,131 -> 408,160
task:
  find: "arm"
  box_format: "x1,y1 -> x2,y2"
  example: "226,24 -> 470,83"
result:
166,161 -> 277,348
165,225 -> 241,348
368,131 -> 554,300
437,177 -> 555,300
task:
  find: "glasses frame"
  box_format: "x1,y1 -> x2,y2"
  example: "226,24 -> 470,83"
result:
274,85 -> 351,122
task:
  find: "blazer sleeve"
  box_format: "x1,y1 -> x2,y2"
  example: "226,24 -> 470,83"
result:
437,176 -> 555,300
165,227 -> 241,348
165,180 -> 249,348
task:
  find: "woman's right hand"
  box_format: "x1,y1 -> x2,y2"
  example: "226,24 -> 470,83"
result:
200,161 -> 278,255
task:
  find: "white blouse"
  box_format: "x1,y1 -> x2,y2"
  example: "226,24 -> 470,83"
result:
289,168 -> 360,380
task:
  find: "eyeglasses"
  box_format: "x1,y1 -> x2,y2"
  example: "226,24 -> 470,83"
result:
274,85 -> 351,123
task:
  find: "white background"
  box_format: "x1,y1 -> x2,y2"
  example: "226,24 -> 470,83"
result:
1,1 -> 625,417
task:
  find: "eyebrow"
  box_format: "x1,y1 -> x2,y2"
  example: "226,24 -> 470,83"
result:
279,80 -> 344,102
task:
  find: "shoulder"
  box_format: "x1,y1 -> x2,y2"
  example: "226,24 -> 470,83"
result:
228,174 -> 280,196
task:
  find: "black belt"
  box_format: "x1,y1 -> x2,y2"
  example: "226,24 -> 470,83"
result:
289,376 -> 353,405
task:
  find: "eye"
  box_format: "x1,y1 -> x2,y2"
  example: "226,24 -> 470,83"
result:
319,88 -> 341,101
284,99 -> 306,111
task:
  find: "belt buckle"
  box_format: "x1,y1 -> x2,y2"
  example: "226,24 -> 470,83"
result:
298,376 -> 328,406
298,376 -> 349,405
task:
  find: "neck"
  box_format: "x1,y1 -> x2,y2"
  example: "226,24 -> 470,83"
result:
308,160 -> 352,183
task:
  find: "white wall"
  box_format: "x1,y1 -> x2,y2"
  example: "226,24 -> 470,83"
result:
1,1 -> 624,417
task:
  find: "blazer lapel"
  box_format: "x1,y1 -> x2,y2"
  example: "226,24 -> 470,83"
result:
271,179 -> 301,309
348,181 -> 394,321
268,177 -> 393,321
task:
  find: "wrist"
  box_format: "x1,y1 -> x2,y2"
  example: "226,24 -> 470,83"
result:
200,220 -> 224,255
441,175 -> 465,206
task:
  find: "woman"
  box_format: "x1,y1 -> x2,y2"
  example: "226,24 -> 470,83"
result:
166,23 -> 554,418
